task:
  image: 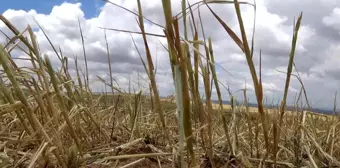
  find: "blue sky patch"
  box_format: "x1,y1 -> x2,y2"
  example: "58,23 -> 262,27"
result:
0,0 -> 105,18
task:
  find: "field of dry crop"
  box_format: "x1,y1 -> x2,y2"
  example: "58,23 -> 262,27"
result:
1,0 -> 340,168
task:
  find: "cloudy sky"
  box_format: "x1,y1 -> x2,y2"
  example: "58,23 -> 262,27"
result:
1,0 -> 340,110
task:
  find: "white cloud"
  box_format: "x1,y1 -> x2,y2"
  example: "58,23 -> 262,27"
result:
1,0 -> 340,109
323,7 -> 340,29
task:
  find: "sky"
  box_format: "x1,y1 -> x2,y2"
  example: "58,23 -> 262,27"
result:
1,0 -> 340,110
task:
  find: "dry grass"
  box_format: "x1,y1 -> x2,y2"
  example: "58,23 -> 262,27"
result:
1,1 -> 340,168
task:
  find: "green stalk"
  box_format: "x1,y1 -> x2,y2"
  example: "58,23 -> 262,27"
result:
0,44 -> 37,132
208,38 -> 233,154
104,30 -> 114,95
0,44 -> 67,168
279,13 -> 303,124
0,77 -> 31,135
174,64 -> 185,168
137,0 -> 169,142
234,0 -> 270,153
203,69 -> 215,167
179,42 -> 196,167
275,13 -> 303,166
243,89 -> 253,157
78,18 -> 89,91
45,55 -> 83,155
